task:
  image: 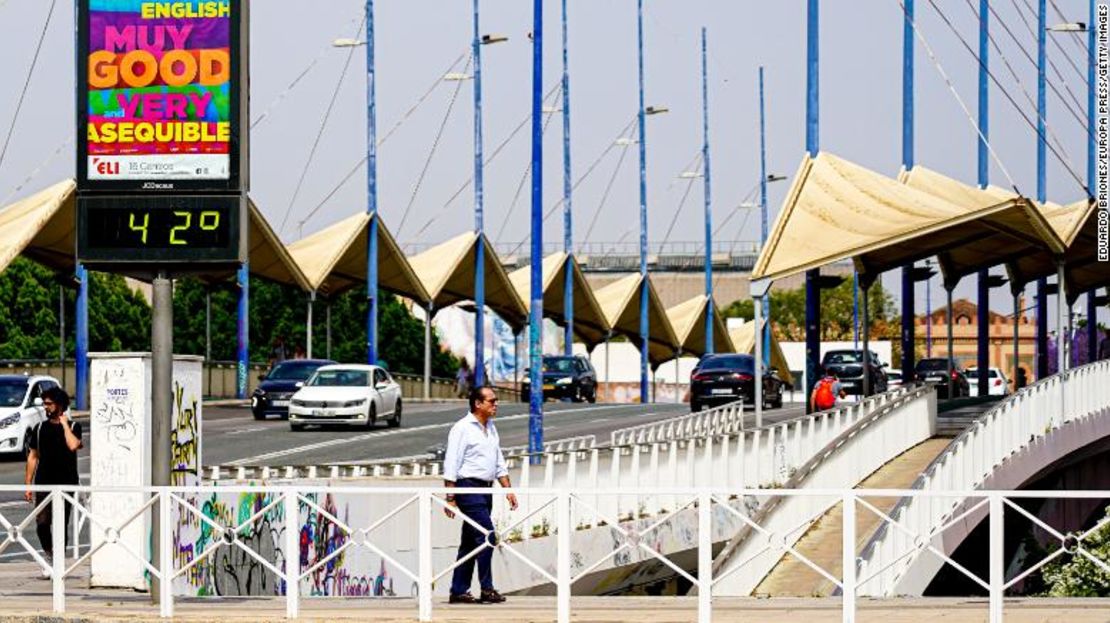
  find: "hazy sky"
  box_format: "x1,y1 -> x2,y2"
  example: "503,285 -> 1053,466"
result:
0,0 -> 1098,323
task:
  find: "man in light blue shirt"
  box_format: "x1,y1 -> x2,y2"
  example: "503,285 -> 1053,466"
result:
443,386 -> 518,604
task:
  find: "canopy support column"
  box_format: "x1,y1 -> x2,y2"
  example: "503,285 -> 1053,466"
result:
1088,290 -> 1098,364
1013,289 -> 1021,391
1057,261 -> 1066,374
306,291 -> 315,359
946,285 -> 955,401
755,294 -> 764,428
977,270 -> 990,397
674,349 -> 681,404
326,299 -> 332,360
424,303 -> 434,400
862,281 -> 871,397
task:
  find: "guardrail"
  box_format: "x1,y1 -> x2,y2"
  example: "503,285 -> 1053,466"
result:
6,484 -> 1108,622
609,400 -> 747,445
857,360 -> 1110,597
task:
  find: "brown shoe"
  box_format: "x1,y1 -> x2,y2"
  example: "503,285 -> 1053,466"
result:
449,592 -> 479,604
479,588 -> 506,603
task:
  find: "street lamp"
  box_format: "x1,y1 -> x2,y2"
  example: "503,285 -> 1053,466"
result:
766,174 -> 787,183
645,105 -> 669,115
332,38 -> 366,47
1047,22 -> 1086,31
443,72 -> 473,81
481,33 -> 509,44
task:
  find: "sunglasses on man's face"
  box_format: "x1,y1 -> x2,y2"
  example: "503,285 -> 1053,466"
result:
43,401 -> 56,407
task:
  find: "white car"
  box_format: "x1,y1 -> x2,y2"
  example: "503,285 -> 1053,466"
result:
886,369 -> 904,390
288,365 -> 402,431
967,367 -> 1010,397
0,375 -> 62,456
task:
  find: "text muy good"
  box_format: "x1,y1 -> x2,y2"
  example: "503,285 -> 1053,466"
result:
88,49 -> 229,89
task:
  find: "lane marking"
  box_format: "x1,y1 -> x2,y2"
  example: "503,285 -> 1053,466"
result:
227,404 -> 683,466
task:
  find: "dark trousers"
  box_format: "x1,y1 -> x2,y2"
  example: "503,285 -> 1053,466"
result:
34,491 -> 72,557
450,478 -> 496,595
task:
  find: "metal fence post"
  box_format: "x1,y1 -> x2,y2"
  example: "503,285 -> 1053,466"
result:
52,490 -> 64,613
159,490 -> 173,617
989,494 -> 1003,623
842,491 -> 856,623
418,491 -> 433,622
284,491 -> 300,619
698,490 -> 712,623
557,490 -> 571,623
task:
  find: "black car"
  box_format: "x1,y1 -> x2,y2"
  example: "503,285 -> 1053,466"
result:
914,358 -> 969,399
251,359 -> 336,420
820,349 -> 888,396
689,353 -> 784,412
521,355 -> 598,403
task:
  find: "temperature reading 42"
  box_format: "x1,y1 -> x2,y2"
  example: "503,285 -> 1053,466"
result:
78,194 -> 243,263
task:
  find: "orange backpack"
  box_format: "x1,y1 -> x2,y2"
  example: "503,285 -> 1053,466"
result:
814,377 -> 837,410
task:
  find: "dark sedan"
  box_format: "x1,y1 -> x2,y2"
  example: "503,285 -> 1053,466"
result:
251,359 -> 336,420
821,349 -> 888,396
521,355 -> 598,403
689,354 -> 784,412
914,357 -> 970,399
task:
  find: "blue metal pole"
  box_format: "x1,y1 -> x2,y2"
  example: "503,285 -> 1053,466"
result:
703,29 -> 714,355
366,0 -> 379,365
636,0 -> 649,403
758,66 -> 769,366
236,263 -> 249,399
75,264 -> 88,410
473,0 -> 486,387
804,0 -> 820,412
1035,0 -> 1048,379
853,273 -> 859,350
1088,0 -> 1098,364
901,0 -> 915,379
528,0 -> 545,459
976,0 -> 990,395
562,0 -> 574,356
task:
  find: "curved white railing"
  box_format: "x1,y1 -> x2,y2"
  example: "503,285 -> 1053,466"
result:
856,360 -> 1110,597
710,384 -> 935,595
609,400 -> 747,445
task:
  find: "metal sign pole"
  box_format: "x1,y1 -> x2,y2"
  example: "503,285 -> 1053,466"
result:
150,273 -> 172,603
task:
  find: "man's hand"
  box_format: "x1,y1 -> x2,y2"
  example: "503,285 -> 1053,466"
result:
444,498 -> 456,519
24,489 -> 32,503
58,413 -> 69,426
506,493 -> 518,511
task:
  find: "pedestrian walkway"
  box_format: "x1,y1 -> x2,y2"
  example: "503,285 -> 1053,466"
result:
756,438 -> 952,597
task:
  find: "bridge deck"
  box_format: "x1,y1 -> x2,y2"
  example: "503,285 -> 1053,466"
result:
3,593 -> 1109,622
756,438 -> 952,597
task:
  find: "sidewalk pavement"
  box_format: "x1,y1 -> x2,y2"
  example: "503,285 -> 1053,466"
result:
0,561 -> 1107,623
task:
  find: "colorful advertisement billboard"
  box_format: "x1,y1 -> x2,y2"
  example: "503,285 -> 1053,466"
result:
77,0 -> 246,191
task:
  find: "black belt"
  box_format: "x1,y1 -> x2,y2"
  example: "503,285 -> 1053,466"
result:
456,477 -> 493,487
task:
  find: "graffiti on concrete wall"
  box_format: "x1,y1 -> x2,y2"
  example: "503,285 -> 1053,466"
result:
170,380 -> 200,486
172,490 -> 408,598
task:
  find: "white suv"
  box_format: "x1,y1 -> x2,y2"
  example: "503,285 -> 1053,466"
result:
967,367 -> 1010,397
0,375 -> 62,456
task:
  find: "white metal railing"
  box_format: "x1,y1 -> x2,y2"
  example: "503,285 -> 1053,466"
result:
3,484 -> 1108,622
204,388 -> 932,548
609,400 -> 747,445
857,360 -> 1110,597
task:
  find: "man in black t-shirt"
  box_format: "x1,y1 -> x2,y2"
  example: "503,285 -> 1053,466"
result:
24,387 -> 82,565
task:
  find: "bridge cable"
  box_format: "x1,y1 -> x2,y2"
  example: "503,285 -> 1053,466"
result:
968,0 -> 1092,162
294,49 -> 470,235
395,54 -> 473,237
277,17 -> 366,235
919,0 -> 1089,197
656,152 -> 704,254
580,122 -> 639,250
1014,0 -> 1088,84
989,0 -> 1093,141
0,0 -> 56,177
493,100 -> 561,242
407,81 -> 562,242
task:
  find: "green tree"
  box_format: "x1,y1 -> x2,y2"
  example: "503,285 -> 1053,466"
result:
723,279 -> 901,363
171,277 -> 458,377
1041,505 -> 1110,597
0,258 -> 151,359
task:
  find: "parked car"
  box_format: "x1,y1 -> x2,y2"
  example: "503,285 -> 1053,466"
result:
251,359 -> 336,420
689,353 -> 784,412
914,358 -> 970,398
967,367 -> 1010,397
886,368 -> 904,390
0,375 -> 61,456
820,350 -> 888,396
521,355 -> 598,403
288,365 -> 402,431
